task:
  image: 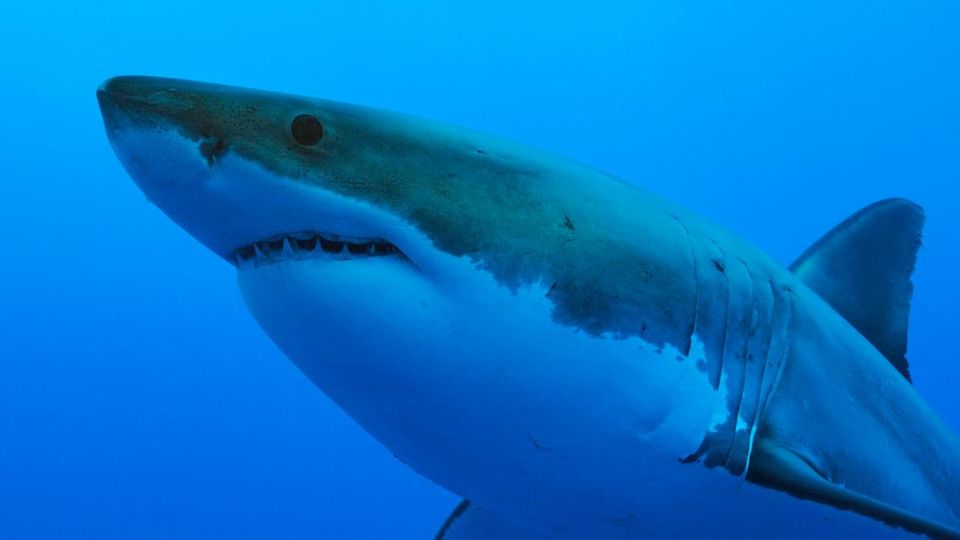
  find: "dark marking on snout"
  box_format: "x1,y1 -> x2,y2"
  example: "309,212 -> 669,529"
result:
198,137 -> 227,166
563,214 -> 576,231
712,258 -> 726,273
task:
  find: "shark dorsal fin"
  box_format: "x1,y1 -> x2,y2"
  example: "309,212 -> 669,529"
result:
790,198 -> 924,382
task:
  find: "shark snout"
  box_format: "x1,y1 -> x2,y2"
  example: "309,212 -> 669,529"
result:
96,76 -> 136,106
96,76 -> 450,273
96,78 -> 130,134
97,77 -> 148,120
97,77 -> 239,259
97,76 -> 196,133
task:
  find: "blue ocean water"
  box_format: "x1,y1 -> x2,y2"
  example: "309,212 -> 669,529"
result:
1,1 -> 958,538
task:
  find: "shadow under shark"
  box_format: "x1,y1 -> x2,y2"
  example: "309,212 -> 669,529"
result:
98,76 -> 960,539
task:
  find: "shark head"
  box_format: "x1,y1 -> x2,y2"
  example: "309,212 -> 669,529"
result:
97,75 -> 509,269
97,75 -> 703,343
98,76 -> 730,522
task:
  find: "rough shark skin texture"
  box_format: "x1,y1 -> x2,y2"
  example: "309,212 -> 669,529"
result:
98,76 -> 960,539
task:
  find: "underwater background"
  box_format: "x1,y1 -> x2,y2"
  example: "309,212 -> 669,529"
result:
1,1 -> 958,538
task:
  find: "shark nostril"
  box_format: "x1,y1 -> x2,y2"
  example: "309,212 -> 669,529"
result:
198,137 -> 227,166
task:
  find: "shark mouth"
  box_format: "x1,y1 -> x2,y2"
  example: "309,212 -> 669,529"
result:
232,232 -> 403,267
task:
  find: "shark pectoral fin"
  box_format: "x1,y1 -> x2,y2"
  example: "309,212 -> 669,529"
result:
436,501 -> 553,540
747,438 -> 960,540
790,198 -> 924,381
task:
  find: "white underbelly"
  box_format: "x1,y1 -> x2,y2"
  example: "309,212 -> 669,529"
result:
235,255 -> 898,537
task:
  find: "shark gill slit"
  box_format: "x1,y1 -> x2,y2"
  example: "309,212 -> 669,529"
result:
748,280 -> 780,425
682,246 -> 748,469
742,281 -> 794,473
710,238 -> 732,391
673,216 -> 701,357
724,270 -> 777,474
719,257 -> 757,473
679,234 -> 734,467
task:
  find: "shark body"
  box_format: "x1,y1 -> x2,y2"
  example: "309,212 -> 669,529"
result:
97,77 -> 960,539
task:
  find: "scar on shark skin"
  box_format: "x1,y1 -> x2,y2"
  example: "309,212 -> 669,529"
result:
560,214 -> 577,245
545,282 -> 558,298
527,433 -> 549,452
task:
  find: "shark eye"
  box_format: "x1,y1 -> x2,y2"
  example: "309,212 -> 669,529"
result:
291,114 -> 323,145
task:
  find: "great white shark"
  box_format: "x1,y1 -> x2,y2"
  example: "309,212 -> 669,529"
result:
97,76 -> 960,539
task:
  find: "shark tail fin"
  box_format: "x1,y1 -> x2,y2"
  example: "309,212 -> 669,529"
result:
790,198 -> 924,381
